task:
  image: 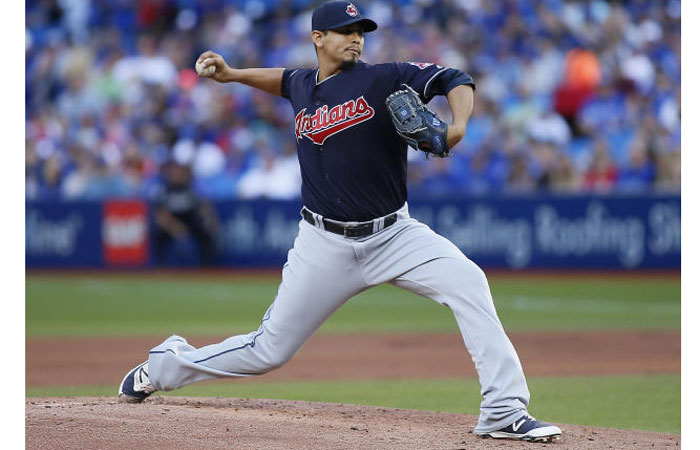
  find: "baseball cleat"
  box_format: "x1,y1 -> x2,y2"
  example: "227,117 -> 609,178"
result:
477,414 -> 562,443
118,361 -> 156,403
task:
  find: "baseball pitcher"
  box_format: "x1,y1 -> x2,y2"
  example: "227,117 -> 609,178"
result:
119,1 -> 561,442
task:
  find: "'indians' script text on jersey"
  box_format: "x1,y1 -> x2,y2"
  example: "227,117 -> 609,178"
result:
295,96 -> 375,145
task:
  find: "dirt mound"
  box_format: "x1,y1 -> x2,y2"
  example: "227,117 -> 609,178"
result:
26,397 -> 680,450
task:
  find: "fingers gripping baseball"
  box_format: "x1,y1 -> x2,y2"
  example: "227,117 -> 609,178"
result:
195,51 -> 230,82
195,58 -> 216,77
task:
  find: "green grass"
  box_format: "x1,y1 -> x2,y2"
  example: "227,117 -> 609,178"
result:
25,274 -> 680,336
26,374 -> 680,434
25,274 -> 681,433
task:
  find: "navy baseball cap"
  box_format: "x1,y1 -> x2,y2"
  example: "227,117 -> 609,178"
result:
312,1 -> 378,32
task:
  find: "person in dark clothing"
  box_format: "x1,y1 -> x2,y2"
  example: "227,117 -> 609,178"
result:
153,161 -> 218,266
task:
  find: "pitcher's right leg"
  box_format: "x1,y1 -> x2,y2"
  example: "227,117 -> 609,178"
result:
144,221 -> 367,392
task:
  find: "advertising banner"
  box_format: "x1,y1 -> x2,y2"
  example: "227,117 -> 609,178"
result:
102,200 -> 149,266
26,195 -> 681,270
26,201 -> 103,267
408,195 -> 681,269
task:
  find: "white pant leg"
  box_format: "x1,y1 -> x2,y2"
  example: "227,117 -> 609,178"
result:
360,218 -> 529,432
148,221 -> 367,391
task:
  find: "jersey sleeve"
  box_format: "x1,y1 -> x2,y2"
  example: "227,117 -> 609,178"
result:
392,62 -> 475,102
280,68 -> 298,100
428,68 -> 476,97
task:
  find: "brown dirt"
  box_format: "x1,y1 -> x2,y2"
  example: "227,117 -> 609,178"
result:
26,397 -> 680,450
26,331 -> 681,449
26,331 -> 680,387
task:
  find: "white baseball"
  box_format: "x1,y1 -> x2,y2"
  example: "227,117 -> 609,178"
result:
195,58 -> 216,77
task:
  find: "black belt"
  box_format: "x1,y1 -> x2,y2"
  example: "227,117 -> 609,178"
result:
301,208 -> 398,238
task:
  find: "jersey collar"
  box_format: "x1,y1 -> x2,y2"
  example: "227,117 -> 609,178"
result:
315,69 -> 338,85
315,61 -> 365,85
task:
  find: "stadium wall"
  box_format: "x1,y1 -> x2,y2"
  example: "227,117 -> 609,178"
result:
25,195 -> 680,270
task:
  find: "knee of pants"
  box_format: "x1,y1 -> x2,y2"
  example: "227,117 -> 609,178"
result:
438,259 -> 492,306
260,355 -> 292,373
438,257 -> 488,287
254,339 -> 299,373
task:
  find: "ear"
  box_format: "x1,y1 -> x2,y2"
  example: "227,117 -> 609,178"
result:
311,30 -> 325,49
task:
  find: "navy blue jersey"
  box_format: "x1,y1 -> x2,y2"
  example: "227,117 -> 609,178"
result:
281,60 -> 474,221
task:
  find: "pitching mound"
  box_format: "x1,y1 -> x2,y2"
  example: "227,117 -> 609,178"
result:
26,397 -> 679,450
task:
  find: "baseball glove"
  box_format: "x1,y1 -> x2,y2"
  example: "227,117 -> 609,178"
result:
385,85 -> 449,157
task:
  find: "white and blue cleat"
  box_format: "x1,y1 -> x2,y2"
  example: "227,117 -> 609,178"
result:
477,414 -> 562,443
118,361 -> 157,403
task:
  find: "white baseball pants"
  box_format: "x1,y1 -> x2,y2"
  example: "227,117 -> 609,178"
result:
147,203 -> 530,432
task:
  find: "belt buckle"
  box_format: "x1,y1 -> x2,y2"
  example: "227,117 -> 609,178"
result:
343,226 -> 349,237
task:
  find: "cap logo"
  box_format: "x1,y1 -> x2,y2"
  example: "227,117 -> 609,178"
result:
346,3 -> 359,17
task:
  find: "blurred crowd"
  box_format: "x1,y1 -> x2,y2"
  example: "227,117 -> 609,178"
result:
26,0 -> 681,202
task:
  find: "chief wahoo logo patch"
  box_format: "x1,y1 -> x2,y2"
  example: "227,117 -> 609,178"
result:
346,3 -> 359,16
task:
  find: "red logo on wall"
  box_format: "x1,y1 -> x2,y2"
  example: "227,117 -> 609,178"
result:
103,200 -> 148,265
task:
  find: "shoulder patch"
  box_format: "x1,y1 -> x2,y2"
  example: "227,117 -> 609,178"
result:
407,62 -> 438,70
408,61 -> 442,70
